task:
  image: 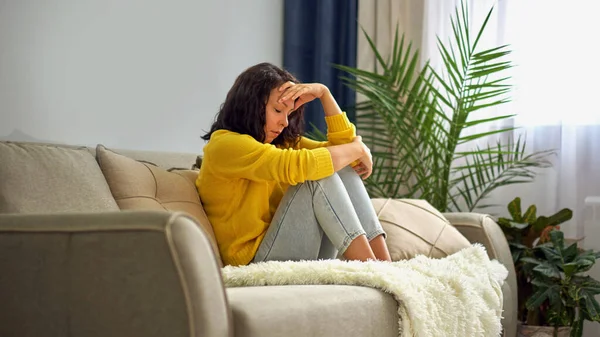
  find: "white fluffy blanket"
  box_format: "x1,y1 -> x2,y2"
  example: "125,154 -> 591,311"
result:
222,244 -> 508,337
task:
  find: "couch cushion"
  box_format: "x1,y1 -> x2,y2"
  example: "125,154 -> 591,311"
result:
87,146 -> 199,171
372,198 -> 470,260
95,145 -> 221,265
0,142 -> 119,213
226,285 -> 398,337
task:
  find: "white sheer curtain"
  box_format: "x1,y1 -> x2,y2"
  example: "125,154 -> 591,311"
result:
498,0 -> 600,241
358,0 -> 600,239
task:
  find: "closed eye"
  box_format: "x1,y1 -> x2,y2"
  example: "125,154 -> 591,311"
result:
275,108 -> 282,113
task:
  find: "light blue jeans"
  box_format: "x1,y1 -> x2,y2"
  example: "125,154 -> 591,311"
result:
253,166 -> 386,262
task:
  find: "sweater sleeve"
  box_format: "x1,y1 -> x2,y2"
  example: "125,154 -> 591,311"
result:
299,112 -> 356,150
206,131 -> 334,185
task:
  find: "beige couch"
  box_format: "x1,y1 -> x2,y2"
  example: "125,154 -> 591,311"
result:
0,141 -> 517,337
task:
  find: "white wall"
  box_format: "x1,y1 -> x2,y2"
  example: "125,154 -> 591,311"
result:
0,0 -> 283,153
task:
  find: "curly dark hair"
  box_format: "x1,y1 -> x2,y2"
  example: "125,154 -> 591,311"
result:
201,62 -> 305,147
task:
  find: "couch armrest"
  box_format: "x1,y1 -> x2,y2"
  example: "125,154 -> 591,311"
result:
443,212 -> 517,337
0,211 -> 232,337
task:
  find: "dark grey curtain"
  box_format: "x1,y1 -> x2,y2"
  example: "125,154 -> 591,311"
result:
283,0 -> 358,134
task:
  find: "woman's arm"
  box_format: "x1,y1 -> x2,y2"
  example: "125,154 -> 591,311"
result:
291,84 -> 355,150
279,82 -> 373,179
319,87 -> 342,117
327,141 -> 363,171
279,82 -> 341,118
205,131 -> 334,185
326,136 -> 372,179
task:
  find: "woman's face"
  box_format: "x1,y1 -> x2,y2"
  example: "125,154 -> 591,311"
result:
263,87 -> 295,143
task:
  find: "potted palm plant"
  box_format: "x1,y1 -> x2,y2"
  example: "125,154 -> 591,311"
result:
319,0 -> 554,212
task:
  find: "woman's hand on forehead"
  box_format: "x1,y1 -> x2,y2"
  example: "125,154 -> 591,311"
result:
277,82 -> 327,110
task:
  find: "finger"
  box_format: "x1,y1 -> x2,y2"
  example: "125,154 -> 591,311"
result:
363,166 -> 373,180
279,87 -> 301,102
293,97 -> 306,110
291,87 -> 309,101
278,81 -> 295,92
353,162 -> 367,177
362,169 -> 372,180
355,165 -> 368,176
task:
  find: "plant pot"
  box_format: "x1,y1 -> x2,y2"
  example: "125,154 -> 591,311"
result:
518,323 -> 571,337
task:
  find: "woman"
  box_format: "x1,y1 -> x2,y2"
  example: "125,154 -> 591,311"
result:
197,62 -> 391,266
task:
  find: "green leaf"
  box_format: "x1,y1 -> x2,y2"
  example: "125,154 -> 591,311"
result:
469,61 -> 512,73
511,249 -> 523,265
468,65 -> 513,79
572,319 -> 584,336
507,197 -> 523,222
471,5 -> 495,55
358,25 -> 387,71
563,243 -> 579,262
523,205 -> 537,223
497,217 -> 510,227
533,261 -> 561,278
509,242 -> 528,250
472,45 -> 511,58
583,293 -> 600,321
521,257 -> 542,266
436,37 -> 462,91
538,245 -> 562,265
576,276 -> 600,294
563,262 -> 578,277
578,250 -> 600,265
531,277 -> 554,288
547,208 -> 574,226
462,114 -> 516,128
571,254 -> 595,273
526,284 -> 560,310
464,99 -> 512,113
549,229 -> 565,251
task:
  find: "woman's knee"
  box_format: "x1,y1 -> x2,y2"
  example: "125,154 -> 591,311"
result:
337,165 -> 360,180
335,166 -> 366,189
312,171 -> 343,185
340,165 -> 358,174
306,166 -> 359,191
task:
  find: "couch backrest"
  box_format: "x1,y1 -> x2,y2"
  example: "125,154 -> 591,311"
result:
0,140 -> 200,170
0,141 -> 222,264
0,142 -> 120,213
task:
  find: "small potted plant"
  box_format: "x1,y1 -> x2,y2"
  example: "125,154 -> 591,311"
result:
519,229 -> 600,336
498,197 -> 573,321
497,197 -> 600,336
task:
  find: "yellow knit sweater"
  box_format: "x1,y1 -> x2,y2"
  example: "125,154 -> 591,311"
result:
196,112 -> 356,266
